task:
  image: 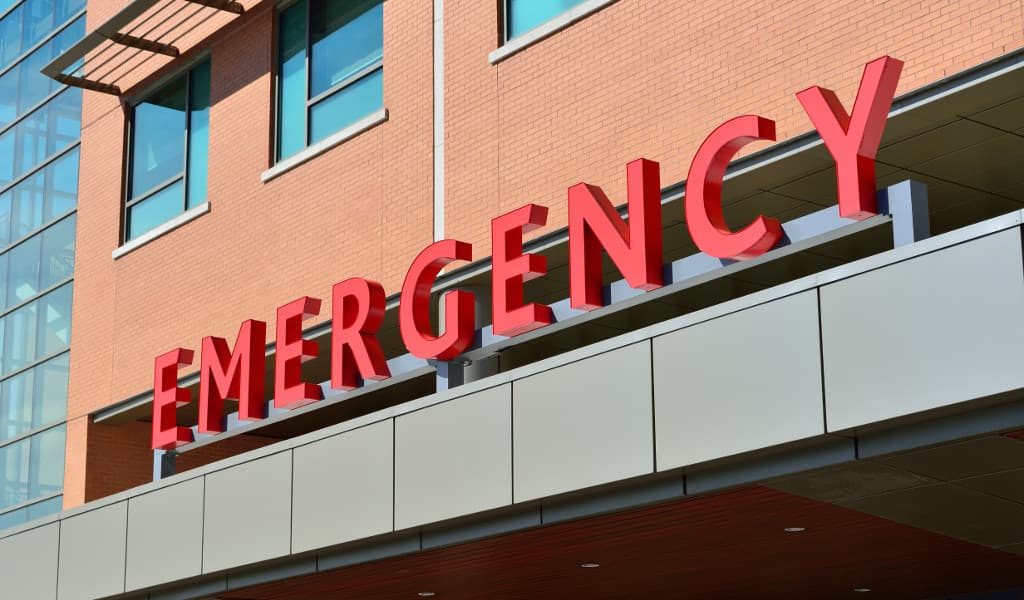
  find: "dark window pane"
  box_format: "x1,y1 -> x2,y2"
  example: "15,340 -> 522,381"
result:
187,61 -> 210,209
277,0 -> 307,159
127,179 -> 183,240
507,0 -> 583,39
309,0 -> 382,97
39,214 -> 73,289
309,67 -> 381,144
130,76 -> 187,199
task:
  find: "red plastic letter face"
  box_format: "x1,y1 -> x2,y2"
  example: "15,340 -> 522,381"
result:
274,296 -> 323,409
568,158 -> 663,310
797,56 -> 903,220
331,278 -> 391,391
686,115 -> 783,260
399,239 -> 475,361
491,204 -> 553,337
152,348 -> 194,450
198,319 -> 267,434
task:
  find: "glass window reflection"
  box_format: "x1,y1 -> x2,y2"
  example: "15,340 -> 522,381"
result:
124,61 -> 210,241
276,0 -> 383,160
506,0 -> 584,40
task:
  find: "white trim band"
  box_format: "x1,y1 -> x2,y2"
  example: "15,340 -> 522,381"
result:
489,0 -> 619,65
261,108 -> 388,183
113,202 -> 211,260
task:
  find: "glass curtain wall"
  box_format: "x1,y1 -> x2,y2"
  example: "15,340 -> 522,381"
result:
0,0 -> 83,532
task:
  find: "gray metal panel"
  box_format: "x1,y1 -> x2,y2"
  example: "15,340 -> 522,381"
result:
821,229 -> 1024,431
0,523 -> 59,600
203,452 -> 292,573
653,290 -> 826,471
57,502 -> 128,600
125,478 -> 204,591
292,420 -> 394,553
395,385 -> 512,530
513,342 -> 654,503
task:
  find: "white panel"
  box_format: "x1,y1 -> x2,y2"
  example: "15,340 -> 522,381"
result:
203,452 -> 292,573
58,502 -> 127,600
292,420 -> 394,553
513,342 -> 654,502
395,385 -> 512,530
125,478 -> 204,591
0,523 -> 59,600
822,229 -> 1024,431
653,290 -> 825,470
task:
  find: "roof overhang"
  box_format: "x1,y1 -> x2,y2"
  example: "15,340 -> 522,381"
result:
41,0 -> 248,95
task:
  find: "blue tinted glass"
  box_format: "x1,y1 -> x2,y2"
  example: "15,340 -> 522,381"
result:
127,179 -> 183,240
0,87 -> 82,189
0,362 -> 33,441
130,76 -> 186,198
36,282 -> 70,356
0,192 -> 9,250
309,0 -> 382,98
0,493 -> 61,531
186,61 -> 210,208
0,253 -> 6,307
6,232 -> 39,307
39,214 -> 73,288
20,0 -> 53,51
0,2 -> 25,67
0,148 -> 77,249
0,424 -> 65,509
309,67 -> 381,144
1,299 -> 35,375
507,0 -> 583,39
0,16 -> 84,130
277,0 -> 307,159
0,353 -> 67,442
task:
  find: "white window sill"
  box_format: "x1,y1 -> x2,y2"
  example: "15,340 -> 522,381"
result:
488,0 -> 619,65
261,108 -> 388,183
112,202 -> 210,260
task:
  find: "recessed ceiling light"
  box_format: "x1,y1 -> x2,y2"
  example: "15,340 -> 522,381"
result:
418,593 -> 436,597
853,588 -> 871,593
783,527 -> 806,532
580,563 -> 600,568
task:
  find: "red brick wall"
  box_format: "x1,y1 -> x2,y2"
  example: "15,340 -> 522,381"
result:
443,0 -> 1024,256
65,0 -> 1024,508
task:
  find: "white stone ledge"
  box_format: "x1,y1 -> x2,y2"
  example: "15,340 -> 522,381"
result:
261,108 -> 388,183
488,0 -> 619,65
112,202 -> 210,260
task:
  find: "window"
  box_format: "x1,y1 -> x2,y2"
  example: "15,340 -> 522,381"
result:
276,0 -> 383,161
0,0 -> 86,71
0,86 -> 80,189
0,14 -> 85,130
505,0 -> 587,40
124,60 -> 210,242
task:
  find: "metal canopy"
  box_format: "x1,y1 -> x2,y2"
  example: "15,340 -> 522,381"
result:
41,0 -> 244,96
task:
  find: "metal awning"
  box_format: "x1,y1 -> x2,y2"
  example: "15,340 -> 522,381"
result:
41,0 -> 245,95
